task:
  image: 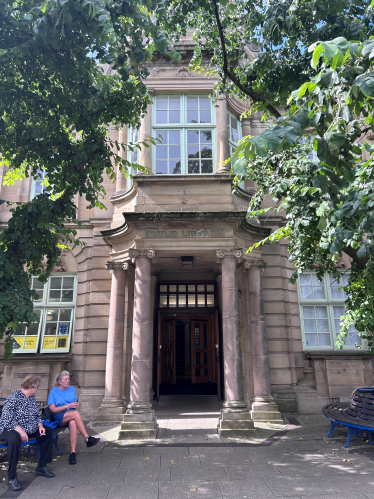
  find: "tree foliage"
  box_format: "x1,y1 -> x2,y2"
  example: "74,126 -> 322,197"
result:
0,0 -> 174,357
233,36 -> 374,349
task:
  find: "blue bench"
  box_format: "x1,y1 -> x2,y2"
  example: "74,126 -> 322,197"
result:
323,387 -> 374,448
0,400 -> 65,461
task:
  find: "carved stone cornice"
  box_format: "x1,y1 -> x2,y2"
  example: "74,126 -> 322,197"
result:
216,249 -> 243,260
244,260 -> 267,270
105,261 -> 130,271
129,248 -> 156,261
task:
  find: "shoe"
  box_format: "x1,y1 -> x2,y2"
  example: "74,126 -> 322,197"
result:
69,452 -> 77,465
35,466 -> 55,478
8,478 -> 21,491
86,435 -> 100,448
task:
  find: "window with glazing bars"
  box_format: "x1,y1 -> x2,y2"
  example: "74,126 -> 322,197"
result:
153,95 -> 215,175
298,272 -> 362,350
159,283 -> 215,308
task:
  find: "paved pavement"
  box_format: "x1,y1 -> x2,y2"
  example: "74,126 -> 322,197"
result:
2,396 -> 374,498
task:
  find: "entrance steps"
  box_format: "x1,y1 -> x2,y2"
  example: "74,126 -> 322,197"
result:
94,405 -> 126,424
118,411 -> 159,440
218,411 -> 256,438
250,398 -> 283,424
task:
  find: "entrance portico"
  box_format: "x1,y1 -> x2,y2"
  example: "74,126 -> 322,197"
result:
98,175 -> 282,438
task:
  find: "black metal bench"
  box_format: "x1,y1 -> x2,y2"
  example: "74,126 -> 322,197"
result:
323,387 -> 374,448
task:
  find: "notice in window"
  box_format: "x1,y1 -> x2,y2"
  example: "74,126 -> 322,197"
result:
12,337 -> 23,350
59,323 -> 69,335
43,337 -> 56,350
56,336 -> 68,349
24,337 -> 37,350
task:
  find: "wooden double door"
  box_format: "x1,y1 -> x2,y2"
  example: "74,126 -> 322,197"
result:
157,315 -> 220,397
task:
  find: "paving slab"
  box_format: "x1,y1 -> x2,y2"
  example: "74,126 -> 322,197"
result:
125,467 -> 170,483
55,486 -> 111,499
159,481 -> 223,499
218,479 -> 274,499
107,482 -> 159,499
323,475 -> 374,494
18,485 -> 63,499
264,476 -> 336,497
171,465 -> 226,482
161,455 -> 202,468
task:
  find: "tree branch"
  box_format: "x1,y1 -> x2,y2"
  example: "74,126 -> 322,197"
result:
212,0 -> 281,119
343,245 -> 368,269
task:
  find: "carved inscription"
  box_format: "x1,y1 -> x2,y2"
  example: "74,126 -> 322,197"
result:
145,229 -> 225,238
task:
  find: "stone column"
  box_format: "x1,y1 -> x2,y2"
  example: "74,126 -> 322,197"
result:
138,98 -> 153,173
216,95 -> 230,174
245,260 -> 282,423
119,248 -> 158,439
96,261 -> 128,423
216,249 -> 255,438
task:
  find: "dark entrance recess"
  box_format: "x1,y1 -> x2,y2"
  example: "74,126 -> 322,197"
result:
159,320 -> 218,396
155,281 -> 221,399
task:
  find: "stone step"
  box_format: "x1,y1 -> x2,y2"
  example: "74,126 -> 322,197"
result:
220,412 -> 252,421
121,421 -> 156,430
220,419 -> 255,430
122,412 -> 156,422
96,406 -> 125,415
250,410 -> 283,423
93,414 -> 125,423
118,427 -> 159,440
218,428 -> 256,438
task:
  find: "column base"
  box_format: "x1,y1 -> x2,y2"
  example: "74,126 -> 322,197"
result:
218,403 -> 256,438
250,396 -> 283,424
119,410 -> 158,440
94,397 -> 126,424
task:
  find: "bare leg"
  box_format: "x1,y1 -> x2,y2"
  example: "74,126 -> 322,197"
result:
62,411 -> 89,441
68,419 -> 77,453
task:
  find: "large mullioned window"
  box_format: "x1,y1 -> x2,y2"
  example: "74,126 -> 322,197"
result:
153,95 -> 216,175
13,275 -> 77,354
298,272 -> 362,350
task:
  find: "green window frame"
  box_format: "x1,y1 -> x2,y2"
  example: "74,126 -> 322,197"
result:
297,272 -> 363,350
12,274 -> 77,354
152,95 -> 216,175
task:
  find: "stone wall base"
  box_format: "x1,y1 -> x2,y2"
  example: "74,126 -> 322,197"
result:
118,411 -> 158,440
272,388 -> 298,413
94,400 -> 127,424
217,410 -> 256,438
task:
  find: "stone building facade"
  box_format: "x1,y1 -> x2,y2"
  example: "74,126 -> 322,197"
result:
1,39 -> 373,437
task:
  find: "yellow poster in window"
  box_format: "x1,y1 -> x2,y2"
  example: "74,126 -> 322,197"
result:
12,337 -> 24,350
56,336 -> 68,349
24,337 -> 37,350
43,337 -> 56,350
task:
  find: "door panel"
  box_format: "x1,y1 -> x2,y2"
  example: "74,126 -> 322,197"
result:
161,319 -> 176,384
191,319 -> 213,384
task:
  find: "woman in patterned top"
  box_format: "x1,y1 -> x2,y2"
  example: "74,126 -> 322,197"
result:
0,375 -> 55,491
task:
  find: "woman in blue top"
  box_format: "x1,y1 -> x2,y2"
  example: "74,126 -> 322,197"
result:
48,370 -> 99,465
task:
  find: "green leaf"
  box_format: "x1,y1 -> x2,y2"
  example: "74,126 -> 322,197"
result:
312,44 -> 323,68
317,216 -> 327,231
362,39 -> 374,59
356,77 -> 374,98
357,244 -> 367,258
332,37 -> 349,54
320,41 -> 339,60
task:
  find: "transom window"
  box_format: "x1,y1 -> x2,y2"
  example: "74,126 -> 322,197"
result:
12,274 -> 77,354
298,272 -> 361,350
153,95 -> 216,175
159,283 -> 216,308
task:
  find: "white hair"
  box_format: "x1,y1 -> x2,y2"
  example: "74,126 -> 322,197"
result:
56,370 -> 70,385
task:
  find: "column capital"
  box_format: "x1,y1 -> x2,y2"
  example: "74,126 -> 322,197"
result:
243,259 -> 267,270
216,249 -> 243,261
105,260 -> 130,271
129,248 -> 156,261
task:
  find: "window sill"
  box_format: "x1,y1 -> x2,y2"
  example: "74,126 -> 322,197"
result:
3,353 -> 73,363
304,350 -> 372,359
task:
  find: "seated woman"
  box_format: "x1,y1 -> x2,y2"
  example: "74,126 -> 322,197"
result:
48,370 -> 100,465
0,375 -> 55,491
